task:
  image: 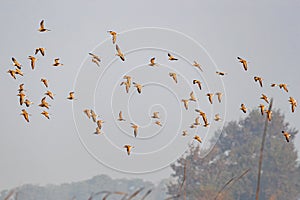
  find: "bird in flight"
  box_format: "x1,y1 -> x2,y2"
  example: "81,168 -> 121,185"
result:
193,135 -> 202,143
41,111 -> 50,119
89,53 -> 101,66
196,109 -> 209,126
38,20 -> 51,32
124,145 -> 134,155
260,94 -> 269,104
35,47 -> 45,56
189,92 -> 197,102
206,93 -> 213,104
39,97 -> 50,109
282,131 -> 291,142
94,127 -> 102,135
67,92 -> 75,100
216,92 -> 223,103
288,97 -> 297,113
155,120 -> 162,127
21,109 -> 30,122
194,116 -> 201,126
53,58 -> 63,67
240,104 -> 247,113
123,75 -> 132,87
151,112 -> 160,119
182,99 -> 189,110
193,80 -> 202,90
28,56 -> 37,70
45,90 -> 54,100
15,68 -> 24,77
107,31 -> 117,44
182,130 -> 188,136
237,57 -> 248,71
12,57 -> 22,69
24,99 -> 33,107
7,69 -> 17,79
278,83 -> 288,93
118,111 -> 125,121
91,110 -> 97,122
214,114 -> 221,121
168,53 -> 178,61
254,76 -> 263,87
133,82 -> 143,94
115,44 -> 125,61
83,109 -> 91,119
41,78 -> 49,88
120,81 -> 130,93
148,57 -> 157,67
192,61 -> 203,71
258,104 -> 265,115
17,92 -> 26,105
18,84 -> 25,93
216,71 -> 227,76
130,123 -> 139,137
265,110 -> 272,121
169,72 -> 178,84
96,119 -> 105,129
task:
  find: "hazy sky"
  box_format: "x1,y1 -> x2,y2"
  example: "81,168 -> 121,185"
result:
0,0 -> 299,191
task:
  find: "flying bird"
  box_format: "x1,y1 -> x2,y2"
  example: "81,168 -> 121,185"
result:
39,97 -> 50,109
279,83 -> 288,92
168,53 -> 178,61
216,71 -> 227,76
258,104 -> 265,115
194,116 -> 201,126
7,70 -> 17,79
41,78 -> 49,88
254,76 -> 263,87
240,104 -> 247,113
53,58 -> 63,66
265,110 -> 272,121
124,145 -> 134,155
155,120 -> 162,127
83,109 -> 91,119
45,90 -> 54,100
24,99 -> 33,107
94,127 -> 103,135
216,92 -> 223,103
96,120 -> 105,129
91,58 -> 100,67
288,97 -> 297,113
118,111 -> 125,121
38,20 -> 51,32
91,110 -> 97,122
189,92 -> 197,102
21,109 -> 30,122
169,72 -> 178,83
149,57 -> 157,66
115,44 -> 125,61
182,130 -> 188,136
130,123 -> 139,137
192,61 -> 203,71
123,75 -> 132,87
41,111 -> 50,119
271,83 -> 278,87
120,81 -> 130,93
193,80 -> 202,90
17,92 -> 26,105
18,84 -> 25,93
35,47 -> 45,56
214,114 -> 221,121
206,93 -> 213,104
15,68 -> 24,76
67,92 -> 75,100
107,31 -> 117,44
260,94 -> 269,104
28,56 -> 37,70
12,57 -> 22,69
151,112 -> 160,119
237,57 -> 248,71
193,135 -> 202,143
182,99 -> 189,110
133,82 -> 143,94
282,131 -> 291,143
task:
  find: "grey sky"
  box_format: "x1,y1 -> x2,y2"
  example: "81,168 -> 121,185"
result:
0,0 -> 300,191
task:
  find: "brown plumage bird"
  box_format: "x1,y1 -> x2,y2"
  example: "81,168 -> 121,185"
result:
83,109 -> 91,119
214,114 -> 221,121
288,97 -> 297,113
123,75 -> 132,87
193,80 -> 202,90
107,31 -> 117,44
254,76 -> 263,87
151,112 -> 160,119
38,20 -> 51,32
96,120 -> 105,129
94,127 -> 102,135
18,84 -> 25,93
193,135 -> 202,143
279,84 -> 288,92
155,120 -> 162,127
12,57 -> 22,69
193,116 -> 201,126
67,92 -> 75,100
169,72 -> 178,83
189,91 -> 197,102
206,93 -> 213,104
35,47 -> 45,56
265,110 -> 272,121
17,92 -> 26,105
53,58 -> 63,67
192,61 -> 203,71
120,81 -> 130,93
7,70 -> 17,79
24,99 -> 33,107
271,83 -> 278,87
41,78 -> 49,88
130,123 -> 139,137
182,99 -> 189,110
282,131 -> 291,143
41,111 -> 50,119
216,92 -> 223,103
15,68 -> 24,76
258,104 -> 265,115
237,57 -> 248,71
91,110 -> 97,122
115,44 -> 125,61
89,53 -> 101,66
168,53 -> 178,61
39,97 -> 50,109
118,111 -> 125,121
196,109 -> 209,126
216,71 -> 227,76
240,104 -> 247,113
124,145 -> 134,155
149,57 -> 157,66
182,130 -> 188,136
21,109 -> 30,122
28,56 -> 37,69
133,82 -> 143,94
260,94 -> 269,104
45,90 -> 54,100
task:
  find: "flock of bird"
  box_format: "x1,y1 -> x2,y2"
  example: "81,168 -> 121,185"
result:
7,20 -> 297,156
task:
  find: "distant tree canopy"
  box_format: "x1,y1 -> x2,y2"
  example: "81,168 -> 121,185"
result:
167,109 -> 300,200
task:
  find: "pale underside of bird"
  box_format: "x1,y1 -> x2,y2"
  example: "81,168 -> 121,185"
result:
240,104 -> 247,113
216,92 -> 223,103
92,58 -> 100,67
107,31 -> 117,44
151,112 -> 160,119
193,61 -> 203,71
133,82 -> 143,94
182,99 -> 189,110
254,76 -> 263,87
237,57 -> 248,71
130,123 -> 139,137
169,72 -> 178,83
41,78 -> 49,88
12,57 -> 22,69
116,44 -> 125,61
149,57 -> 157,66
53,58 -> 63,66
118,111 -> 125,121
282,131 -> 291,142
39,97 -> 50,109
168,53 -> 178,61
21,109 -> 30,122
35,47 -> 45,56
38,20 -> 51,32
193,135 -> 202,143
193,79 -> 202,90
206,93 -> 213,104
28,56 -> 37,70
124,145 -> 133,155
